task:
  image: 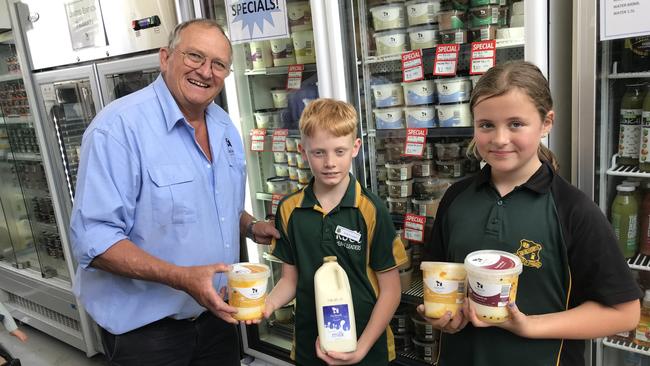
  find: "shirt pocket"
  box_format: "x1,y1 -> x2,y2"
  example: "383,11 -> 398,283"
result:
148,165 -> 198,225
225,152 -> 247,214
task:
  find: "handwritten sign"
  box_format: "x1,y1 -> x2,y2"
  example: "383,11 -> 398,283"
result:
433,44 -> 460,76
287,64 -> 304,90
403,128 -> 428,157
272,129 -> 289,152
64,0 -> 106,50
404,214 -> 426,243
470,40 -> 496,75
402,49 -> 424,82
251,129 -> 267,151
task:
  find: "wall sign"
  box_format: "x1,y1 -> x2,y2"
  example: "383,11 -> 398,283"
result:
64,0 -> 107,50
600,0 -> 650,40
226,0 -> 290,44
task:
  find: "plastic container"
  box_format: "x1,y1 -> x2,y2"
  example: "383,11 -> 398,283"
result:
411,312 -> 439,341
270,88 -> 289,109
377,150 -> 387,166
374,28 -> 408,56
377,166 -> 388,181
273,151 -> 288,163
434,77 -> 472,104
374,107 -> 405,129
288,165 -> 299,181
412,197 -> 440,217
286,152 -> 297,167
369,3 -> 407,31
315,256 -> 358,352
270,38 -> 296,67
424,142 -> 435,160
287,1 -> 312,31
414,176 -> 448,197
394,334 -> 413,352
386,142 -> 404,161
405,0 -> 441,26
295,152 -> 308,169
434,142 -> 462,159
292,30 -> 316,64
420,262 -> 467,318
274,163 -> 289,177
412,159 -> 435,177
469,5 -> 500,27
436,102 -> 472,127
437,10 -> 466,30
387,179 -> 414,198
288,180 -> 300,193
227,262 -> 271,321
249,41 -> 273,69
388,196 -> 410,215
285,137 -> 299,152
399,267 -> 413,292
436,159 -> 465,178
413,339 -> 438,363
386,161 -> 414,180
391,304 -> 413,335
407,24 -> 439,50
297,168 -> 313,184
254,109 -> 282,129
372,83 -> 404,108
402,80 -> 436,106
469,24 -> 498,41
464,250 -> 523,323
405,105 -> 437,128
438,28 -> 468,44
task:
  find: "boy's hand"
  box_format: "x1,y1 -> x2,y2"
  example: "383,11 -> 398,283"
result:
10,329 -> 28,342
417,303 -> 468,334
315,337 -> 367,365
242,297 -> 278,325
466,301 -> 533,337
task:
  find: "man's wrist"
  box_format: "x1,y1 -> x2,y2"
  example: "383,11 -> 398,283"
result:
246,218 -> 260,240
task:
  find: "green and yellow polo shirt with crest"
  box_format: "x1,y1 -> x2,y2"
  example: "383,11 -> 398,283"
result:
271,174 -> 407,366
425,162 -> 642,366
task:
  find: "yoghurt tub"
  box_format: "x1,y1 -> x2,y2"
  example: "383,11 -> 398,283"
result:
420,262 -> 467,318
405,105 -> 436,128
285,137 -> 299,152
271,88 -> 289,109
373,107 -> 405,129
270,38 -> 296,67
266,177 -> 290,194
292,30 -> 316,64
407,24 -> 438,50
287,1 -> 312,31
273,151 -> 288,163
402,79 -> 436,106
436,102 -> 471,127
434,77 -> 472,104
405,0 -> 441,26
371,83 -> 405,108
370,3 -> 407,31
228,263 -> 271,321
464,250 -> 523,323
249,41 -> 274,69
373,29 -> 408,56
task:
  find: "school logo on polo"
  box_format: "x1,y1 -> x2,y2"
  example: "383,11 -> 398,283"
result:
516,239 -> 542,268
335,225 -> 362,251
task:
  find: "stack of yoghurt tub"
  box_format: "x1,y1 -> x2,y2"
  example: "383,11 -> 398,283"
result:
266,137 -> 312,196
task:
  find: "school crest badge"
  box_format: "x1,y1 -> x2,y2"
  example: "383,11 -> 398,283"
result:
516,239 -> 542,268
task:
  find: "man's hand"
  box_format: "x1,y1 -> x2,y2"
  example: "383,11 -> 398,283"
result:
251,221 -> 280,244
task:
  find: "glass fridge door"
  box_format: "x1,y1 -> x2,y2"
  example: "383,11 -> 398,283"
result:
96,53 -> 161,106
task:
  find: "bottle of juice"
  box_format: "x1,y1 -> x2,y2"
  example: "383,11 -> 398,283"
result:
618,83 -> 646,166
314,256 -> 357,353
634,290 -> 650,347
612,184 -> 639,258
640,85 -> 650,171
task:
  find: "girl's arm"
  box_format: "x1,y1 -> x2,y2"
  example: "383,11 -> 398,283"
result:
469,299 -> 640,339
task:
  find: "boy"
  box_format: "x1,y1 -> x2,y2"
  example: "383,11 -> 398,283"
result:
265,98 -> 407,365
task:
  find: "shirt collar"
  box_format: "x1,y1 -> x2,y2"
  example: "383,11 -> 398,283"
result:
301,173 -> 360,209
476,161 -> 555,194
152,75 -> 186,132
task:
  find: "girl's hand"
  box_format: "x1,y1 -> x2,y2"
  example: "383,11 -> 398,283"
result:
10,329 -> 28,342
417,303 -> 469,334
467,301 -> 533,337
242,297 -> 277,325
315,337 -> 367,365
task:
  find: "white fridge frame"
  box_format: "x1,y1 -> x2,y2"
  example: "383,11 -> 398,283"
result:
95,53 -> 161,107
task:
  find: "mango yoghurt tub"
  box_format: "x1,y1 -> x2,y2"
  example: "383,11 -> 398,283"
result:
420,262 -> 467,318
228,263 -> 270,321
464,250 -> 522,323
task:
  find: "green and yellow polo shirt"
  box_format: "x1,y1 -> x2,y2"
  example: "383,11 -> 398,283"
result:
271,174 -> 407,366
425,162 -> 642,366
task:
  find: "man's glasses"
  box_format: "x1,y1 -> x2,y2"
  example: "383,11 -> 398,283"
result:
176,50 -> 231,76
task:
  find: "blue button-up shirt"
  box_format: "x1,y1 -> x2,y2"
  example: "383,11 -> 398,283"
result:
70,76 -> 246,334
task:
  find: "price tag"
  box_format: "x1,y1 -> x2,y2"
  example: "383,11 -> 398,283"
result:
470,40 -> 496,75
402,128 -> 428,157
272,129 -> 289,152
287,64 -> 304,90
271,194 -> 284,215
433,44 -> 460,76
403,213 -> 426,243
402,49 -> 424,82
250,129 -> 267,152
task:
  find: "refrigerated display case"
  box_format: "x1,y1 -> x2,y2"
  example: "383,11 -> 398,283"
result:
573,1 -> 650,365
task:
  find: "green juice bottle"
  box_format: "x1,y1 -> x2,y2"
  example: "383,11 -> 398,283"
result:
612,184 -> 639,258
618,83 -> 646,166
640,84 -> 650,172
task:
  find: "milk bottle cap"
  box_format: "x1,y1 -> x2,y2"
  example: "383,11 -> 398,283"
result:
324,256 -> 338,262
617,184 -> 635,192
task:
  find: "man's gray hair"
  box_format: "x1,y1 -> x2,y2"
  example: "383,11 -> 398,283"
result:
167,18 -> 232,53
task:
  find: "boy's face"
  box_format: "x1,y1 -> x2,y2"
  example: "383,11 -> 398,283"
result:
299,130 -> 361,189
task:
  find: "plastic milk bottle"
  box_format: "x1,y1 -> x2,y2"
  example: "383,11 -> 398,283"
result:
314,256 -> 357,353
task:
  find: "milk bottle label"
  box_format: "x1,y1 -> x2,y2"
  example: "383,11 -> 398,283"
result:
321,304 -> 354,341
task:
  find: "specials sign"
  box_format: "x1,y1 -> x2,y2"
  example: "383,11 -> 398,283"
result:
226,0 -> 290,44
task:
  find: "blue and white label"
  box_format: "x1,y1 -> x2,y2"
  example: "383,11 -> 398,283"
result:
227,0 -> 290,44
322,304 -> 353,341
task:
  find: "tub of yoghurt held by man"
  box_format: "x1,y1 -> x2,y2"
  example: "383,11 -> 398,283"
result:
464,250 -> 523,323
420,262 -> 467,318
227,263 -> 271,321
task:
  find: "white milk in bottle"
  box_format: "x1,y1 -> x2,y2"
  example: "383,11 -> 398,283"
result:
314,256 -> 357,353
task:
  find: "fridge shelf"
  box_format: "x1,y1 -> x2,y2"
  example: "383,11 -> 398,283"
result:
609,71 -> 650,79
627,253 -> 650,271
244,63 -> 317,76
373,127 -> 473,139
396,351 -> 435,366
6,152 -> 41,162
603,337 -> 650,356
256,192 -> 273,201
402,277 -> 424,305
3,115 -> 32,124
0,73 -> 22,82
606,154 -> 650,178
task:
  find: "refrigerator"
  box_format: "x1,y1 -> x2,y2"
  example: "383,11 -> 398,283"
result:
0,0 -> 178,356
195,0 -> 572,365
573,1 -> 650,365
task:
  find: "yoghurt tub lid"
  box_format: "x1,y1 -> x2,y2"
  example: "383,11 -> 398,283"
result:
407,24 -> 440,33
370,3 -> 406,12
433,76 -> 470,84
229,262 -> 270,279
420,261 -> 466,272
464,250 -> 522,276
373,28 -> 408,38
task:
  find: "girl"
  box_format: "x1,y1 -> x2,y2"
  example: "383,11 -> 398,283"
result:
420,61 -> 641,366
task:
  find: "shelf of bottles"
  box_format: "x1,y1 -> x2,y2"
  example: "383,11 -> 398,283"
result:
603,337 -> 650,357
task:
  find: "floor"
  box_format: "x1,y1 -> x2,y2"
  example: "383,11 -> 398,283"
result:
0,323 -> 275,366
